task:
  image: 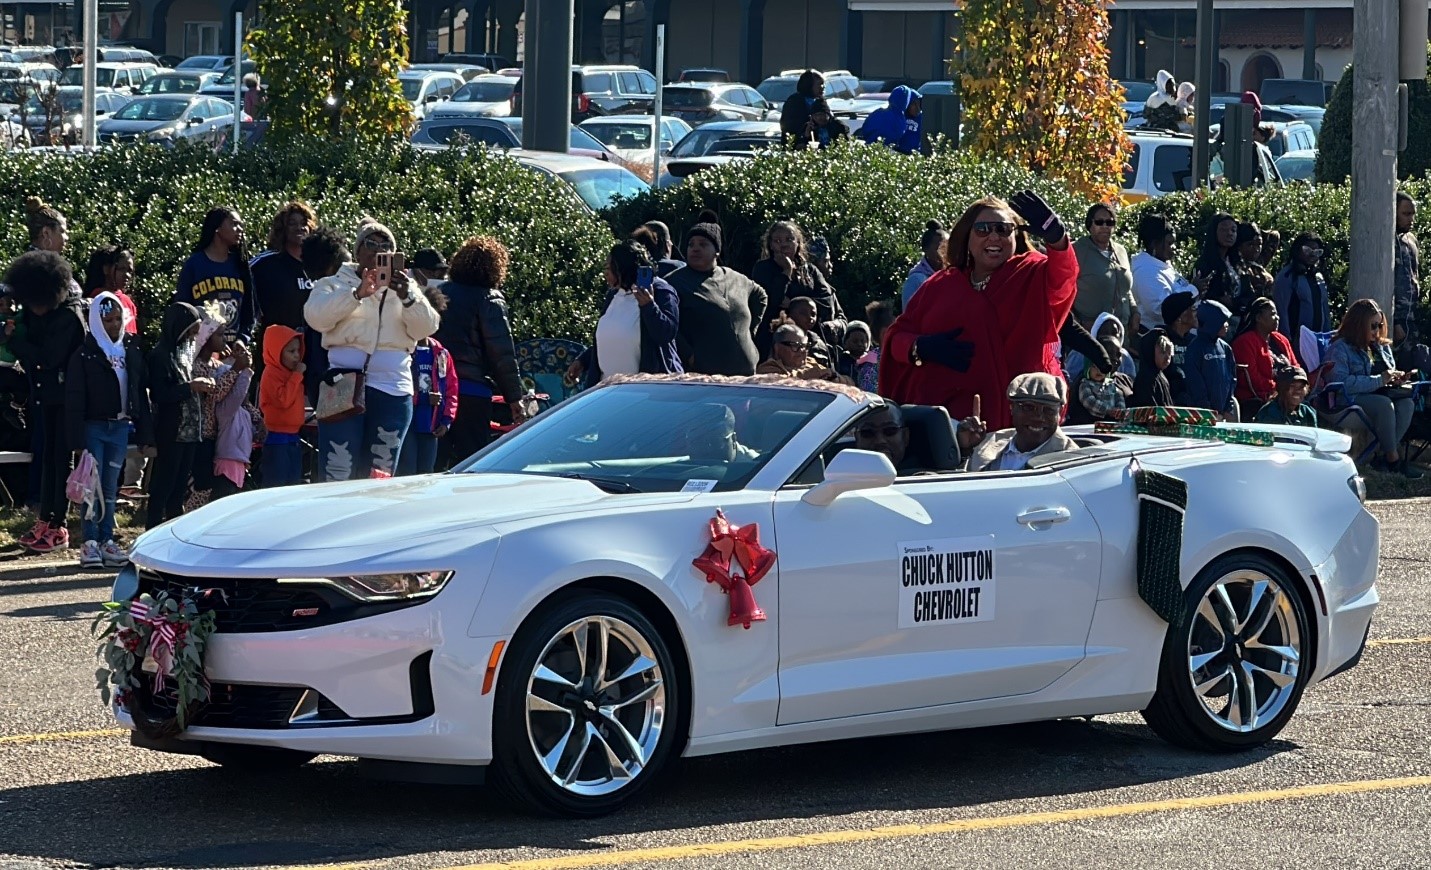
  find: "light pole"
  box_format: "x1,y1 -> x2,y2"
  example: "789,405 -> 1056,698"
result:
520,0 -> 574,153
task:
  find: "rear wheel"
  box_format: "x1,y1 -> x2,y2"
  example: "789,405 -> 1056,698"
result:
1141,553 -> 1311,751
489,593 -> 682,817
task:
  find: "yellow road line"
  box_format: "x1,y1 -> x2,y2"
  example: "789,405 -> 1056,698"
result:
0,727 -> 126,746
1367,636 -> 1431,647
443,775 -> 1431,870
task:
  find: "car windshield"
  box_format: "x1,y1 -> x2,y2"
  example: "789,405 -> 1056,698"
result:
115,99 -> 186,121
62,67 -> 116,87
458,382 -> 834,492
560,165 -> 648,210
1118,80 -> 1156,102
500,118 -> 608,152
585,123 -> 653,149
665,88 -> 713,108
758,79 -> 796,102
176,56 -> 219,69
141,75 -> 199,94
671,128 -> 743,158
24,90 -> 82,112
452,80 -> 513,102
1277,156 -> 1315,180
0,81 -> 23,102
414,121 -> 515,147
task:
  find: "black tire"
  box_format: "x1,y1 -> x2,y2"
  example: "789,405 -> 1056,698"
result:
200,744 -> 317,770
1142,552 -> 1311,751
489,591 -> 684,817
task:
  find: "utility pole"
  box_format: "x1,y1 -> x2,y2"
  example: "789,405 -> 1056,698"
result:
1349,0 -> 1399,311
79,0 -> 95,147
520,0 -> 574,153
1190,0 -> 1214,190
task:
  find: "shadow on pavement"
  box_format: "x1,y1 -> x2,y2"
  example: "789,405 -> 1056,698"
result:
0,718 -> 1294,867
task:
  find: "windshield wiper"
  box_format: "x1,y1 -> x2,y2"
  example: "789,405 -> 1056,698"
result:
557,472 -> 643,493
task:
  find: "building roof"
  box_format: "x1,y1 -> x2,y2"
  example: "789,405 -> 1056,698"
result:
1218,9 -> 1354,49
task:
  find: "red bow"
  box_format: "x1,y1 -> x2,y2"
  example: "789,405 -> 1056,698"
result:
127,599 -> 178,692
692,509 -> 776,629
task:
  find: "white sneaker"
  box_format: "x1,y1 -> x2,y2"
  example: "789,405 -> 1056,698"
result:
79,540 -> 102,569
100,540 -> 129,568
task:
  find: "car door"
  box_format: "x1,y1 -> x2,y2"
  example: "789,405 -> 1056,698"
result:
773,467 -> 1102,725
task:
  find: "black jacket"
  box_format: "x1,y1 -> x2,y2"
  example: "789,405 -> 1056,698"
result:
8,297 -> 84,406
434,280 -> 524,403
65,334 -> 154,450
149,302 -> 202,443
749,258 -> 846,359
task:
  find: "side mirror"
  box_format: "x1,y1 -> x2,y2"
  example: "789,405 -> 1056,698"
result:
802,449 -> 896,506
189,116 -> 204,125
425,94 -> 439,103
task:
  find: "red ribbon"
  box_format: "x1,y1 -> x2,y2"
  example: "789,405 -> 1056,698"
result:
692,509 -> 776,629
126,599 -> 179,692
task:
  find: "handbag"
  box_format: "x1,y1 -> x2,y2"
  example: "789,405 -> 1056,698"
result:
66,450 -> 102,519
315,285 -> 386,424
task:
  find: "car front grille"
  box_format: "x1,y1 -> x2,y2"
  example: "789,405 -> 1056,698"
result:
135,569 -> 429,633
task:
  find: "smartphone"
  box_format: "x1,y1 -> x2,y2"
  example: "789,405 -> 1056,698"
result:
636,265 -> 654,291
391,251 -> 406,275
372,252 -> 392,287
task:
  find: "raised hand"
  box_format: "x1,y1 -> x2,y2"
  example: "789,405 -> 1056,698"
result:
1009,190 -> 1066,245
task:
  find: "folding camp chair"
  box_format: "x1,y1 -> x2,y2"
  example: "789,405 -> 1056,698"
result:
489,338 -> 589,437
1300,327 -> 1380,465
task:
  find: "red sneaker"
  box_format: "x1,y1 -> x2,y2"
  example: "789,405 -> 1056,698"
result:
17,521 -> 49,549
27,524 -> 70,554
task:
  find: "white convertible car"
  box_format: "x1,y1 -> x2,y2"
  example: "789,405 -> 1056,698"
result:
115,376 -> 1378,816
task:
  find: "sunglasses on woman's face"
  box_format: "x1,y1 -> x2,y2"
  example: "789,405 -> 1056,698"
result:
1092,219 -> 1117,228
780,341 -> 809,351
972,221 -> 1016,239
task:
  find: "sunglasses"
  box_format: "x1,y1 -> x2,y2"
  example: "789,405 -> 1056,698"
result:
857,424 -> 905,439
779,341 -> 809,350
1092,219 -> 1118,228
1012,400 -> 1060,417
363,237 -> 395,252
972,221 -> 1016,238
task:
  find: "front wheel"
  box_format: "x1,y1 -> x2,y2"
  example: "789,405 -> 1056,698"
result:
1141,553 -> 1311,751
489,593 -> 683,816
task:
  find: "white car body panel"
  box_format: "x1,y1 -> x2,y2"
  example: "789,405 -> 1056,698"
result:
116,381 -> 1378,774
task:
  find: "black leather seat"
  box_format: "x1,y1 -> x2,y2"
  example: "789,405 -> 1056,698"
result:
899,404 -> 962,471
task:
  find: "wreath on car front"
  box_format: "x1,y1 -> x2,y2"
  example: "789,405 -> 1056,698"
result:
92,590 -> 219,739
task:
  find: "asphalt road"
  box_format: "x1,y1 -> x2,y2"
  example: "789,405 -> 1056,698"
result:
1,500 -> 1429,870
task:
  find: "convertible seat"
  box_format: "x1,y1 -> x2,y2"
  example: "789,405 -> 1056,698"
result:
899,405 -> 962,471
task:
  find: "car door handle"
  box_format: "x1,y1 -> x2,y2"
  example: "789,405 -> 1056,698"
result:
1017,507 -> 1072,527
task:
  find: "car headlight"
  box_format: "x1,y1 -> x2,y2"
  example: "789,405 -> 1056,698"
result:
277,571 -> 454,602
149,126 -> 177,139
1348,474 -> 1366,503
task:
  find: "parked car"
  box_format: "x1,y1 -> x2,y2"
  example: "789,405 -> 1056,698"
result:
1264,104 -> 1325,136
409,116 -> 614,161
98,94 -> 235,146
137,71 -> 219,96
13,86 -> 129,145
1260,78 -> 1328,108
407,62 -> 489,82
1116,79 -> 1157,102
657,154 -> 750,188
1260,121 -> 1317,159
918,79 -> 956,96
512,150 -> 649,211
510,65 -> 659,122
110,376 -> 1377,816
61,62 -> 147,94
442,52 -> 514,71
668,120 -> 782,159
428,74 -> 519,119
661,83 -> 776,126
1121,129 -> 1281,202
679,68 -> 731,83
579,115 -> 693,164
399,70 -> 466,120
757,68 -> 861,105
176,55 -> 232,72
19,63 -> 61,85
199,60 -> 256,97
1275,149 -> 1317,182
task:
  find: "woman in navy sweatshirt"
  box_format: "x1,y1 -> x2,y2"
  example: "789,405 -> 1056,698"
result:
174,207 -> 256,347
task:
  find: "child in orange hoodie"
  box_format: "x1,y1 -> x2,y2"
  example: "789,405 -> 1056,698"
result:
259,325 -> 306,486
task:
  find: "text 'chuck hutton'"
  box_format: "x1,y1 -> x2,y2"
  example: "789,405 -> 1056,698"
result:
901,549 -> 994,587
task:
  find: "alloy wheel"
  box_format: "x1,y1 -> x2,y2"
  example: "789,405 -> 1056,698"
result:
1186,569 -> 1302,732
524,615 -> 666,796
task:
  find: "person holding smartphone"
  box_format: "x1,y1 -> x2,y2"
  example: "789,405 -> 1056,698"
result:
568,240 -> 682,388
303,218 -> 440,481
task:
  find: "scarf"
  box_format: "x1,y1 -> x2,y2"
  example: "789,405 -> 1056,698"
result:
89,291 -> 130,416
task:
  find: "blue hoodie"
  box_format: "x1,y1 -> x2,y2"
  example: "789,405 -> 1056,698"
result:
860,86 -> 923,154
1180,300 -> 1237,415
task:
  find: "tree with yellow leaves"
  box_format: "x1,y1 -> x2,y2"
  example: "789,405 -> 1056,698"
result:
952,0 -> 1130,201
248,0 -> 413,146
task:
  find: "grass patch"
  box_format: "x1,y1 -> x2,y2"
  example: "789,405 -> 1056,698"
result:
0,505 -> 145,557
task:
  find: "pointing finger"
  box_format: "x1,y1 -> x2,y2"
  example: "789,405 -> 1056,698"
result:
972,394 -> 981,418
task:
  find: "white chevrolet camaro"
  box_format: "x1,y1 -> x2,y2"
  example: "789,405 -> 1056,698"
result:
114,376 -> 1379,816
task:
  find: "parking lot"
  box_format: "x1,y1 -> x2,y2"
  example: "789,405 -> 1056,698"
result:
0,498 -> 1427,870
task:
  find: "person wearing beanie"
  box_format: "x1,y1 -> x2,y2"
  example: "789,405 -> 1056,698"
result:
1137,290 -> 1197,401
667,211 -> 768,376
1130,213 -> 1201,329
1180,299 -> 1238,419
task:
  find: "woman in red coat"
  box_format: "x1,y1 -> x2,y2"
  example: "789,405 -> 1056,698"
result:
1231,296 -> 1298,418
880,191 -> 1078,431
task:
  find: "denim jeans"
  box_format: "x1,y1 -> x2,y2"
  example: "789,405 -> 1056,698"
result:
82,419 -> 129,543
398,430 -> 439,475
316,387 -> 413,481
260,441 -> 303,486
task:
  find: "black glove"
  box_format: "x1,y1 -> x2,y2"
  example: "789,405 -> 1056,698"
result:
915,328 -> 975,373
1009,190 -> 1066,245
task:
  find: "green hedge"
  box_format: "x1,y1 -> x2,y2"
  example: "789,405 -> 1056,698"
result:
605,140 -> 1091,317
0,141 -> 615,341
1315,44 -> 1431,184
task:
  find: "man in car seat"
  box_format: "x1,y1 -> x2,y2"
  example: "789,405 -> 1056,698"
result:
685,403 -> 759,464
961,373 -> 1077,472
853,403 -> 919,473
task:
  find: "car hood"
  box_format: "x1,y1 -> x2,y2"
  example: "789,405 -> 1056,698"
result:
162,472 -> 695,551
99,118 -> 171,133
431,102 -> 510,117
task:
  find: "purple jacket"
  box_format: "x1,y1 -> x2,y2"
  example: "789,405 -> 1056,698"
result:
215,369 -> 254,463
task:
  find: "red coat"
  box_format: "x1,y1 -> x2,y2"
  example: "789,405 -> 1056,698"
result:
1231,328 -> 1297,404
879,243 -> 1078,430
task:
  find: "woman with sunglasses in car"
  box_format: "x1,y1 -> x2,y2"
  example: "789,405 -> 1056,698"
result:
1071,203 -> 1136,334
879,191 -> 1078,431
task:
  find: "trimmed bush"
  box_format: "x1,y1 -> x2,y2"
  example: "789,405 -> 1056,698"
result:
1316,44 -> 1431,184
0,141 -> 614,341
605,140 -> 1092,317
